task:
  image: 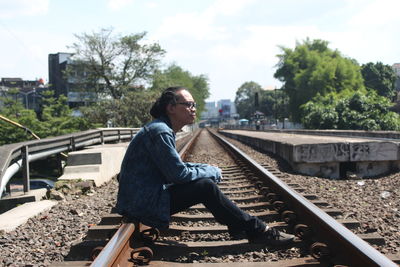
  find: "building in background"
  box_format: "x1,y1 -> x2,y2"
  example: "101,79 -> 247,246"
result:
201,101 -> 218,119
393,63 -> 400,92
48,52 -> 96,108
200,99 -> 238,127
0,77 -> 45,110
218,99 -> 234,119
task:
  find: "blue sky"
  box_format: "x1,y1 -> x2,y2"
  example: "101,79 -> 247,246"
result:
0,0 -> 399,101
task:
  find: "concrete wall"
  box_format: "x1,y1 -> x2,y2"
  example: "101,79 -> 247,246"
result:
219,130 -> 400,179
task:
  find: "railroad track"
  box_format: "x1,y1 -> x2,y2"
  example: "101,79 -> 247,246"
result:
52,129 -> 398,266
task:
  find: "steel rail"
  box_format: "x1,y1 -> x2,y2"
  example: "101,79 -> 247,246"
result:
210,129 -> 396,266
90,223 -> 136,267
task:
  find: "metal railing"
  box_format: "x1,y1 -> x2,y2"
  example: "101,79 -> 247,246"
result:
0,128 -> 139,198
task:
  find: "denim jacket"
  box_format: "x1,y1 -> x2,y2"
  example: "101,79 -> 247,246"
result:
116,116 -> 221,229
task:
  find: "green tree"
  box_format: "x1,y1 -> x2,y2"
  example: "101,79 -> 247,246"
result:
150,64 -> 211,116
302,90 -> 400,130
0,90 -> 93,145
0,90 -> 40,145
38,91 -> 93,137
274,38 -> 364,122
81,64 -> 212,127
234,81 -> 263,119
81,90 -> 157,127
259,89 -> 289,122
361,62 -> 397,100
69,28 -> 166,100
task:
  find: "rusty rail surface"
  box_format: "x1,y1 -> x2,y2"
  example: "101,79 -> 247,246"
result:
54,128 -> 397,266
90,223 -> 136,267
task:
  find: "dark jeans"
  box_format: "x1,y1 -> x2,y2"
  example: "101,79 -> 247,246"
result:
168,178 -> 266,238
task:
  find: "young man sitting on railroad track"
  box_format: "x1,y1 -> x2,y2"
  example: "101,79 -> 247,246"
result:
116,86 -> 295,246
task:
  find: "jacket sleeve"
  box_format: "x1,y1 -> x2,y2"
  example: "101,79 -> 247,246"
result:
145,131 -> 221,184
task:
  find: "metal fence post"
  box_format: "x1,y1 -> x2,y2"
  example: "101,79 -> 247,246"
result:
118,130 -> 121,143
100,131 -> 104,145
70,136 -> 76,151
6,183 -> 11,195
22,146 -> 30,193
56,153 -> 64,176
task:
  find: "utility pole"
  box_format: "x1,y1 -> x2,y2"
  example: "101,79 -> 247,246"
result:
274,87 -> 278,126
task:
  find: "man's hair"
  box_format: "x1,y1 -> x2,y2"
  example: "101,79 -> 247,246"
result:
150,86 -> 187,118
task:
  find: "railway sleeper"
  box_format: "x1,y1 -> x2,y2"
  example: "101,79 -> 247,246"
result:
357,232 -> 386,246
320,208 -> 343,217
163,221 -> 288,236
85,224 -> 119,240
221,170 -> 243,174
50,261 -> 92,266
188,202 -> 273,211
172,210 -> 279,222
223,189 -> 259,195
302,194 -> 319,200
219,179 -> 248,184
98,213 -> 123,225
336,219 -> 360,229
228,194 -> 266,203
218,184 -> 256,190
149,238 -> 304,260
61,240 -> 108,261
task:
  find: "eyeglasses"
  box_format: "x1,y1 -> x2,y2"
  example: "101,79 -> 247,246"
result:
176,101 -> 197,109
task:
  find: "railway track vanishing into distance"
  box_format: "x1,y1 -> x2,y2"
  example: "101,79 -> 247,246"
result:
47,129 -> 398,266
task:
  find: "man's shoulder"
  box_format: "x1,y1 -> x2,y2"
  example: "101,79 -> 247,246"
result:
144,119 -> 173,136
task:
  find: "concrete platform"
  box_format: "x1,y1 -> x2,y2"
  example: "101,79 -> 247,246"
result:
220,130 -> 400,179
58,143 -> 129,186
58,131 -> 194,186
0,188 -> 48,213
0,200 -> 57,232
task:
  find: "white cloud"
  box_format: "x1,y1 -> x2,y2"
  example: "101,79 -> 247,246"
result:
348,0 -> 400,27
107,0 -> 134,11
154,0 -> 256,41
155,12 -> 228,41
145,2 -> 158,9
0,27 -> 73,81
205,0 -> 256,17
0,0 -> 49,19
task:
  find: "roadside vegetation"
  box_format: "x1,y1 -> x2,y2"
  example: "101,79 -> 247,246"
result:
235,38 -> 399,130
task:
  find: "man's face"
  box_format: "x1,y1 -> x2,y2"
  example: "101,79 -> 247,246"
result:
169,89 -> 196,128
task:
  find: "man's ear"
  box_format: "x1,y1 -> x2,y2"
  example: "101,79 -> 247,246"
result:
166,103 -> 175,115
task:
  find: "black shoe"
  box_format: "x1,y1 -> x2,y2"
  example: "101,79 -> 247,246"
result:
248,227 -> 295,246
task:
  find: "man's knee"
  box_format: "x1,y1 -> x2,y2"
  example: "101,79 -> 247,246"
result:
194,178 -> 219,192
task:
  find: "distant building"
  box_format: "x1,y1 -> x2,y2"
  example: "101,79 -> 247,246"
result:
48,52 -> 96,108
218,99 -> 233,119
48,52 -> 71,98
393,63 -> 400,92
201,101 -> 218,119
200,99 -> 238,121
0,77 -> 45,110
